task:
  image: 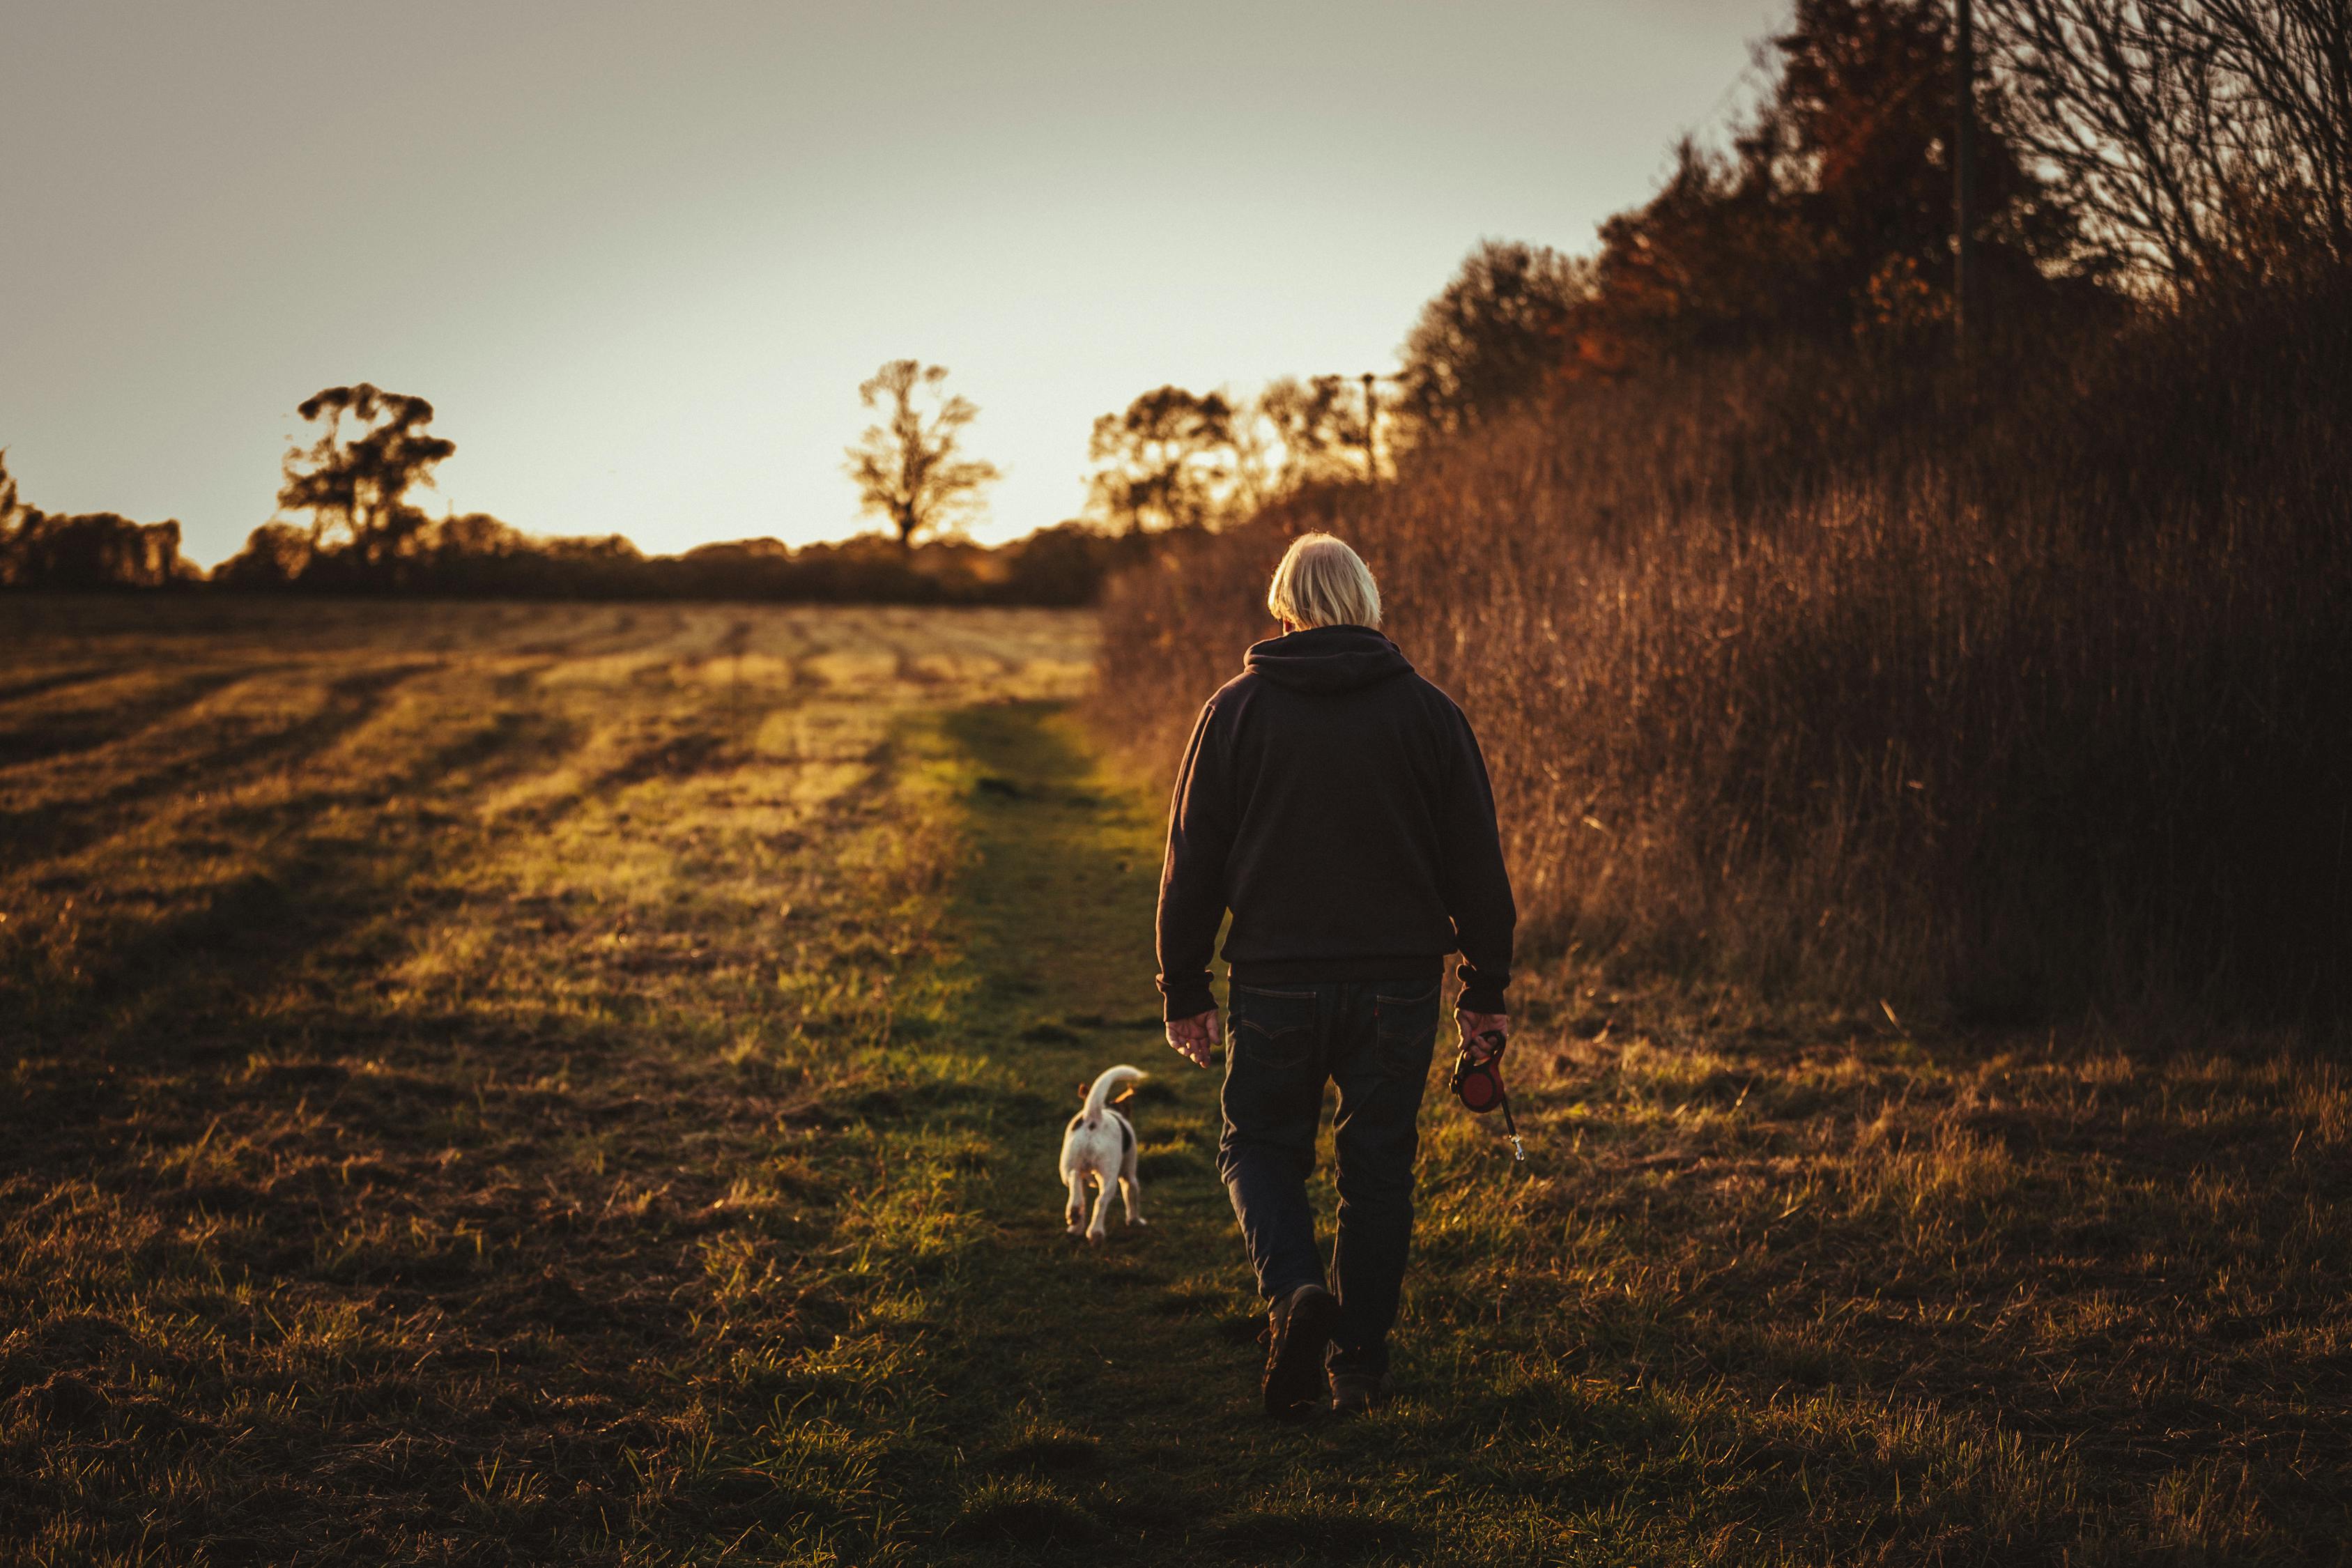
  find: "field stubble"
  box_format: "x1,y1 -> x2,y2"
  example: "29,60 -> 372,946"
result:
0,598 -> 1086,1563
2,599 -> 2347,1565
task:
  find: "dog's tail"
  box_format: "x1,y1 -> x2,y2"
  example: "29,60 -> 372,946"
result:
1080,1065 -> 1144,1125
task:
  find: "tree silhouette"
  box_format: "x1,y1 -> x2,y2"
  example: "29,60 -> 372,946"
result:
844,361 -> 1000,548
1569,0 -> 2084,368
1253,376 -> 1373,491
1395,240 -> 1592,440
1086,386 -> 1238,533
0,449 -> 192,590
277,385 -> 455,570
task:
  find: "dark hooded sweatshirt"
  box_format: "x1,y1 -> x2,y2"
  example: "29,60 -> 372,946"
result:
1155,624 -> 1516,1022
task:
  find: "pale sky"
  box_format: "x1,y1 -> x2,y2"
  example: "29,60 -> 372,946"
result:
2,1 -> 1778,566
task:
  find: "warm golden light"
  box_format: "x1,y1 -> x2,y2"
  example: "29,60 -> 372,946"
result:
0,0 -> 1770,566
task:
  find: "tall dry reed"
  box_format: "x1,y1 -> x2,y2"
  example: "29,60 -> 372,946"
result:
1089,286 -> 2352,1020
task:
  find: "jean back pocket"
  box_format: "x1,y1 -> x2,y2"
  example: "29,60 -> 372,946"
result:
1231,983 -> 1318,1071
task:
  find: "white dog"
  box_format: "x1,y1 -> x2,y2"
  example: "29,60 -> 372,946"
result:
1060,1065 -> 1146,1243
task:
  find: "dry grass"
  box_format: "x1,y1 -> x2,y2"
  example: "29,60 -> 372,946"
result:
0,597 -> 1089,1565
1089,285 -> 2352,1020
5,598 -> 2348,1563
1414,967 -> 2352,1560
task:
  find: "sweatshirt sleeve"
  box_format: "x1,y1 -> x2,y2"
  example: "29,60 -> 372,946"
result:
1155,698 -> 1233,1021
1438,704 -> 1517,1013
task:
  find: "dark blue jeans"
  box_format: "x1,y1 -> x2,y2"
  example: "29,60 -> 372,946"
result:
1218,977 -> 1442,1377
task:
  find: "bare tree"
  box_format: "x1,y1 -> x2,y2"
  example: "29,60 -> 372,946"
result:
2201,0 -> 2352,263
844,360 -> 1000,548
1983,0 -> 2351,285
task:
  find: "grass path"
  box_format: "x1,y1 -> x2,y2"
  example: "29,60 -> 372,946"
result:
895,702 -> 1424,1560
894,701 -> 1794,1564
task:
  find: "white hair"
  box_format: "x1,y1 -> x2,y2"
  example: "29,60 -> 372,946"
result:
1266,532 -> 1381,629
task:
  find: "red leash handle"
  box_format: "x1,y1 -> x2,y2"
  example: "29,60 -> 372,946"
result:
1450,1030 -> 1526,1165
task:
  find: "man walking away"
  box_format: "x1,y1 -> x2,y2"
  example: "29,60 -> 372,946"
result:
1157,532 -> 1516,1419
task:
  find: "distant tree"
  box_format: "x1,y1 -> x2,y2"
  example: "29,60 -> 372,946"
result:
1396,240 -> 1592,439
276,385 -> 456,574
0,514 -> 190,590
1086,386 -> 1239,533
432,511 -> 529,561
1252,376 -> 1373,491
213,523 -> 316,589
844,360 -> 1001,548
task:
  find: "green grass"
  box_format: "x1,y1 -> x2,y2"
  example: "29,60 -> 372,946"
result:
3,599 -> 2348,1563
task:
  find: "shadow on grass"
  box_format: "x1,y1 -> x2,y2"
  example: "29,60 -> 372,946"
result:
0,661 -> 445,874
0,693 -> 626,1208
15,701 -> 590,1055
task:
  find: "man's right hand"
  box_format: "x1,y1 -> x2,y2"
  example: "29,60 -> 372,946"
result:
1165,1008 -> 1222,1068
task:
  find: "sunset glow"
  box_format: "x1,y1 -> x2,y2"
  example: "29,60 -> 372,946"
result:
3,0 -> 1772,564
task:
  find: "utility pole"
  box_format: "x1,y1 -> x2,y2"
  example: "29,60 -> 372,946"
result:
1360,372 -> 1379,481
1954,0 -> 1979,360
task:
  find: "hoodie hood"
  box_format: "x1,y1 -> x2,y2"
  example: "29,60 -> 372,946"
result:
1243,624 -> 1415,695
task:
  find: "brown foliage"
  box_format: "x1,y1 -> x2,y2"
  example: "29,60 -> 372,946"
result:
1091,279 -> 2352,1021
1554,0 -> 2094,376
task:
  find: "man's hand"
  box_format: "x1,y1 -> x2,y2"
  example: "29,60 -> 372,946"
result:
1457,1009 -> 1510,1065
1165,1008 -> 1222,1068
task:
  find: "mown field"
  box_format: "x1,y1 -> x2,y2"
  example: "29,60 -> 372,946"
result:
3,598 -> 2347,1565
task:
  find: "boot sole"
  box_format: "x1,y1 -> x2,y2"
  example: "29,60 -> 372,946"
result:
1263,1289 -> 1339,1419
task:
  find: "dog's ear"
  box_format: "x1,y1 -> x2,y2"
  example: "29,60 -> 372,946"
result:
1076,1080 -> 1092,1100
1112,1086 -> 1136,1105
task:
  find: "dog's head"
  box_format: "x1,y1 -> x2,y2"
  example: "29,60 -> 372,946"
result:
1074,1079 -> 1138,1106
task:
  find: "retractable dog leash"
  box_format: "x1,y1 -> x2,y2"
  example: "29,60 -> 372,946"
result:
1449,1029 -> 1525,1167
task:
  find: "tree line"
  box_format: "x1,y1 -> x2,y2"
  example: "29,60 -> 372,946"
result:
0,373 -> 1151,605
0,350 -> 1355,601
0,457 -> 197,592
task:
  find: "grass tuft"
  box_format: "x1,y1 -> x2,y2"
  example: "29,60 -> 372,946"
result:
944,1475 -> 1106,1546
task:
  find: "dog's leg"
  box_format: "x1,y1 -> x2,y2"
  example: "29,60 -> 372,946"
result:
1119,1143 -> 1146,1227
1064,1170 -> 1088,1236
1086,1169 -> 1115,1244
